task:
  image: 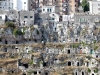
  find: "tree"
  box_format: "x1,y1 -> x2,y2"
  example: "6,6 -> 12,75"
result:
81,0 -> 89,12
13,29 -> 24,36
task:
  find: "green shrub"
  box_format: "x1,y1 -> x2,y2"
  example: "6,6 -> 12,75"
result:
94,68 -> 98,73
86,56 -> 91,60
87,68 -> 91,73
13,29 -> 23,36
94,46 -> 99,50
6,22 -> 15,28
30,61 -> 33,65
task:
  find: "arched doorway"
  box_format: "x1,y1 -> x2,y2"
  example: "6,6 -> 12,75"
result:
75,39 -> 78,42
62,73 -> 67,75
34,71 -> 37,74
82,72 -> 84,75
45,72 -> 48,75
16,41 -> 19,44
75,72 -> 77,75
23,73 -> 26,75
68,50 -> 70,54
68,62 -> 71,66
96,55 -> 98,58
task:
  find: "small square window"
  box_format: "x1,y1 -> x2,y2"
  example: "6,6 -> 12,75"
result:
24,16 -> 27,18
52,18 -> 55,20
0,16 -> 2,20
24,2 -> 26,4
30,16 -> 33,18
98,8 -> 100,10
98,4 -> 100,6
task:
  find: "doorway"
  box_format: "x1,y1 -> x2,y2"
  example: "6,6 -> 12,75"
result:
68,62 -> 71,66
4,48 -> 7,52
75,72 -> 77,75
82,72 -> 84,75
77,62 -> 79,66
23,64 -> 28,68
34,71 -> 37,74
76,39 -> 78,42
43,62 -> 47,67
16,41 -> 19,44
5,40 -> 7,44
68,50 -> 70,54
45,72 -> 48,75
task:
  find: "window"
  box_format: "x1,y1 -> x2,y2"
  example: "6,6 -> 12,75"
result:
43,9 -> 45,11
24,16 -> 27,18
84,18 -> 87,22
10,11 -> 14,14
53,14 -> 54,16
47,9 -> 49,12
52,18 -> 55,20
5,3 -> 6,5
50,9 -> 51,12
24,2 -> 26,4
79,18 -> 86,22
0,16 -> 2,20
98,4 -> 100,6
95,18 -> 99,22
30,16 -> 33,18
98,8 -> 100,10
